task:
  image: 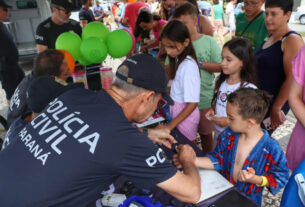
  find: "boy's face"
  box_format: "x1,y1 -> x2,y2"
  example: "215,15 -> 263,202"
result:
175,15 -> 198,36
226,103 -> 249,133
244,0 -> 264,18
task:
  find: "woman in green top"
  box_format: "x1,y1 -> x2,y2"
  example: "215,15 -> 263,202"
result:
211,0 -> 224,45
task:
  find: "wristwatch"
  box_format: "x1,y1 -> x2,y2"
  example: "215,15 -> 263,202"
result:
199,60 -> 204,66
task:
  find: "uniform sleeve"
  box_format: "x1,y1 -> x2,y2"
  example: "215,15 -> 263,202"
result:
292,45 -> 305,87
265,141 -> 290,195
35,24 -> 48,46
181,59 -> 200,103
207,128 -> 230,171
119,134 -> 177,189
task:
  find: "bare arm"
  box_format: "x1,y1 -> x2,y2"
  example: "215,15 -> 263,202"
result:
195,156 -> 215,169
289,78 -> 305,128
165,102 -> 197,130
36,44 -> 48,53
157,145 -> 201,203
211,6 -> 215,21
200,15 -> 214,37
199,62 -> 221,73
270,34 -> 304,129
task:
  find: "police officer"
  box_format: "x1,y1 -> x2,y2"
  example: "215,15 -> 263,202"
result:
35,0 -> 82,53
0,0 -> 25,103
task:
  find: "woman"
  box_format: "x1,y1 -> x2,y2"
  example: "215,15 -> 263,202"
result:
137,11 -> 167,57
255,0 -> 304,134
211,0 -> 224,45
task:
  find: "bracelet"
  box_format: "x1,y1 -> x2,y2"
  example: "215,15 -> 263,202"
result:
260,176 -> 268,187
142,128 -> 148,137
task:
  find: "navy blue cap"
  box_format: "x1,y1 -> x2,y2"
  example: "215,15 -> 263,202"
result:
116,54 -> 173,105
51,0 -> 74,11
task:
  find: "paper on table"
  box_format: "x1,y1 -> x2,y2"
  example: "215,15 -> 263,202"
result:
198,168 -> 234,203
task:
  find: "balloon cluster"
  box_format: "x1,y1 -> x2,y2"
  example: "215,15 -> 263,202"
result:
56,22 -> 135,66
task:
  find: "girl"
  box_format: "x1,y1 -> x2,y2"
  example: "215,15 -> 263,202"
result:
159,20 -> 201,142
206,38 -> 257,141
137,11 -> 167,56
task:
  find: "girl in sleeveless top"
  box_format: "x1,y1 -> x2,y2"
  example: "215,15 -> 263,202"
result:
255,0 -> 304,135
137,11 -> 167,56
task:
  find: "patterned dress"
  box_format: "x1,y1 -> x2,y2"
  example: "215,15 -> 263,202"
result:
207,128 -> 289,205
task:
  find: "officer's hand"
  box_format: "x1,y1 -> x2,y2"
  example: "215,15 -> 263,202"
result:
147,128 -> 176,149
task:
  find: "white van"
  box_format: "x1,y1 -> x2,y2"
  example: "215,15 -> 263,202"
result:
3,0 -> 83,60
3,0 -> 52,60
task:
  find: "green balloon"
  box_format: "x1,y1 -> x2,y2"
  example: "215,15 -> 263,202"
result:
55,32 -> 82,61
80,37 -> 108,64
82,22 -> 109,42
107,30 -> 132,58
78,55 -> 92,66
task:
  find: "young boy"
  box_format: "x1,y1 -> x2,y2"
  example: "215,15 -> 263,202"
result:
172,4 -> 222,152
235,0 -> 268,51
174,88 -> 289,205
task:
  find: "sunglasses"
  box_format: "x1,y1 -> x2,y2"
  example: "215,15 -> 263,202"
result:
2,8 -> 8,12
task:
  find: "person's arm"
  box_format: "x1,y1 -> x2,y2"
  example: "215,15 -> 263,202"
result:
95,15 -> 103,21
194,156 -> 215,169
200,15 -> 214,37
289,77 -> 305,128
157,144 -> 201,204
159,102 -> 198,131
270,34 -> 304,129
199,62 -> 221,73
138,127 -> 176,148
140,39 -> 159,52
211,6 -> 215,21
36,44 -> 48,53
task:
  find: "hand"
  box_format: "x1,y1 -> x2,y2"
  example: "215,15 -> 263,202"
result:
121,18 -> 128,26
176,144 -> 196,166
148,127 -> 176,149
140,47 -> 148,53
238,167 -> 256,183
270,107 -> 285,129
211,117 -> 229,128
205,109 -> 215,121
173,154 -> 183,169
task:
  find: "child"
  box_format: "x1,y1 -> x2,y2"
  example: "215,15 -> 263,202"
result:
206,37 -> 257,142
172,3 -> 222,152
159,20 -> 201,142
174,88 -> 290,205
136,11 -> 167,56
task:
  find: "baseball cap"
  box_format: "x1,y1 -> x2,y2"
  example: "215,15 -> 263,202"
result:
116,54 -> 174,105
0,0 -> 12,9
51,0 -> 74,12
26,76 -> 84,113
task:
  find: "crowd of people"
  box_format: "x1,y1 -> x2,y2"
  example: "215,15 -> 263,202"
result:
0,0 -> 305,206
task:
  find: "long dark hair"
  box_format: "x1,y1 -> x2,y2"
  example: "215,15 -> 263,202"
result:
213,38 -> 257,104
137,10 -> 161,24
160,20 -> 198,80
